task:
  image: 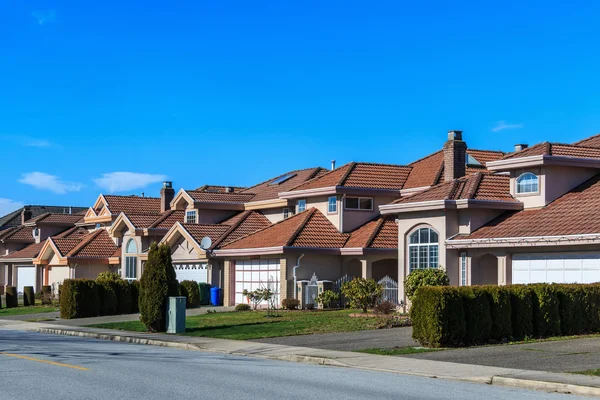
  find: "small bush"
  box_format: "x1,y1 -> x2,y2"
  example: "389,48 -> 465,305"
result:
555,284 -> 584,336
405,268 -> 450,300
531,284 -> 561,337
411,286 -> 466,347
317,290 -> 339,309
179,280 -> 201,308
60,279 -> 100,319
23,286 -> 35,307
583,284 -> 600,333
115,280 -> 133,315
96,271 -> 122,282
341,278 -> 383,313
485,286 -> 512,341
96,280 -> 118,316
235,303 -> 251,312
282,298 -> 300,310
374,300 -> 396,315
130,280 -> 140,313
459,287 -> 492,345
510,285 -> 534,340
5,286 -> 17,308
41,285 -> 52,305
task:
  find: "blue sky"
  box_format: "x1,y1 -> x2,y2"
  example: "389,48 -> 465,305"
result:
1,1 -> 600,215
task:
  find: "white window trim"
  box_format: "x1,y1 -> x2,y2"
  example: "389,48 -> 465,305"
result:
297,199 -> 306,213
327,196 -> 337,214
344,196 -> 374,211
407,227 -> 439,273
185,209 -> 198,224
125,256 -> 137,281
460,252 -> 467,286
515,172 -> 540,195
283,208 -> 290,219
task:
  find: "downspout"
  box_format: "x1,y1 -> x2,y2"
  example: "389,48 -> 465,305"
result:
293,253 -> 305,300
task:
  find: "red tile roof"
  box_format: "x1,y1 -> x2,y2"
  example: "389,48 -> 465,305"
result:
460,173 -> 600,239
0,241 -> 45,260
503,142 -> 600,161
345,216 -> 398,249
213,211 -> 272,248
0,226 -> 34,243
181,223 -> 231,245
195,185 -> 247,193
240,167 -> 327,202
573,133 -> 600,148
186,191 -> 256,203
393,173 -> 517,205
103,195 -> 161,215
53,238 -> 84,256
291,163 -> 411,192
126,214 -> 164,229
67,229 -> 119,259
54,226 -> 90,239
149,210 -> 186,230
25,213 -> 83,225
222,208 -> 349,250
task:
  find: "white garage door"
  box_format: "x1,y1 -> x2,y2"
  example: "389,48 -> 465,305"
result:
234,260 -> 280,305
173,263 -> 208,284
17,266 -> 36,294
512,254 -> 600,284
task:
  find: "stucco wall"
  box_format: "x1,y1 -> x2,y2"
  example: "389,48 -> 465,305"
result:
342,195 -> 398,232
48,265 -> 70,286
304,196 -> 341,229
75,262 -> 113,279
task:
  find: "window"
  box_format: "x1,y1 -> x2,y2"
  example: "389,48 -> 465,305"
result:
408,227 -> 439,272
516,172 -> 539,194
185,210 -> 197,224
328,196 -> 337,213
125,239 -> 137,281
466,154 -> 482,166
461,253 -> 467,286
283,208 -> 291,218
297,199 -> 306,213
344,197 -> 373,210
269,173 -> 296,185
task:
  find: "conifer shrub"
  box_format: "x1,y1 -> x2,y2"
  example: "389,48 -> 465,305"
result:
23,286 -> 35,307
459,286 -> 492,344
531,284 -> 561,337
510,285 -> 534,340
60,279 -> 100,319
41,285 -> 52,305
556,284 -> 584,336
180,280 -> 201,308
130,280 -> 140,313
5,286 -> 18,308
485,285 -> 512,341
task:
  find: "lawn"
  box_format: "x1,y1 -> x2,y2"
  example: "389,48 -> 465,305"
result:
89,309 -> 388,340
0,305 -> 58,317
574,369 -> 600,376
355,347 -> 443,356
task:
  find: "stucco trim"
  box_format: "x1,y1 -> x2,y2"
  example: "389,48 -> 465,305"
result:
379,200 -> 446,214
380,199 -> 522,214
244,198 -> 289,210
446,233 -> 600,249
399,186 -> 431,197
278,186 -> 338,199
488,154 -> 600,171
279,186 -> 402,200
214,246 -> 285,256
170,189 -> 195,210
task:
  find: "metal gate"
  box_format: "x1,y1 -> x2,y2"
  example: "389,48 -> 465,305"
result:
378,275 -> 399,305
305,273 -> 319,307
333,274 -> 354,308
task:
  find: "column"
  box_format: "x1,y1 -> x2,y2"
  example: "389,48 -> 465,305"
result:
223,260 -> 232,307
361,259 -> 372,279
497,254 -> 507,286
279,258 -> 288,304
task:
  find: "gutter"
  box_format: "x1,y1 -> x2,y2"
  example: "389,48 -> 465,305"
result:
293,253 -> 305,300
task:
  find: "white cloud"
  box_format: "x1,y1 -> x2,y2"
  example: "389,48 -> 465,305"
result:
1,135 -> 52,147
19,172 -> 83,194
93,172 -> 167,193
32,10 -> 57,25
492,121 -> 524,132
0,198 -> 25,217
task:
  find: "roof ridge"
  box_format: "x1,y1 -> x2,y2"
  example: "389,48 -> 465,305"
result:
210,211 -> 252,249
365,217 -> 385,248
466,172 -> 483,199
148,210 -> 176,229
66,229 -> 104,257
285,165 -> 349,192
286,208 -> 317,246
467,148 -> 505,154
408,150 -> 443,166
338,162 -> 357,186
573,132 -> 600,146
103,194 -> 160,199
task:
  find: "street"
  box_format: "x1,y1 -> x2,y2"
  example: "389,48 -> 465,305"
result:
0,330 -> 588,400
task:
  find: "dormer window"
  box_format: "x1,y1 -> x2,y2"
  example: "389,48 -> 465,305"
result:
466,154 -> 482,166
185,210 -> 197,224
269,173 -> 296,185
516,172 -> 539,194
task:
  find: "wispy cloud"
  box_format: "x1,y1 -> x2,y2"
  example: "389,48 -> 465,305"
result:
492,121 -> 524,132
32,10 -> 57,25
19,172 -> 83,194
93,172 -> 167,193
0,198 -> 25,217
1,135 -> 52,148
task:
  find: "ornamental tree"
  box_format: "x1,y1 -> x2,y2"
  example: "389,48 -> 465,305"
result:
341,278 -> 383,313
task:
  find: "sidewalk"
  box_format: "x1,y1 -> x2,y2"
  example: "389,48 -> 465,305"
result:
2,319 -> 599,397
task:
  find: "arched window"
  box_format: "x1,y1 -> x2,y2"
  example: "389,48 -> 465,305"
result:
516,172 -> 539,194
408,227 -> 439,272
125,239 -> 137,280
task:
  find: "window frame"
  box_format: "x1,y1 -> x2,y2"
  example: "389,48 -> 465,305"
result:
460,252 -> 467,286
185,209 -> 197,224
283,208 -> 290,219
344,196 -> 374,211
125,256 -> 137,281
327,196 -> 337,214
515,172 -> 540,195
407,227 -> 439,273
297,199 -> 306,213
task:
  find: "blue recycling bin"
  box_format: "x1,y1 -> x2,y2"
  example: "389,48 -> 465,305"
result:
210,287 -> 222,306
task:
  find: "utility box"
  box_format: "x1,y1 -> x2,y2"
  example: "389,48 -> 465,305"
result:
166,296 -> 186,334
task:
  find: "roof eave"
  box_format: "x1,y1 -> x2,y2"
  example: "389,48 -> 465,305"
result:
488,155 -> 600,171
213,246 -> 285,256
193,201 -> 246,211
446,233 -> 600,249
379,200 -> 447,214
279,186 -> 338,199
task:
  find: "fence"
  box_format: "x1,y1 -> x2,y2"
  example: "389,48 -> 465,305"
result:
378,275 -> 399,305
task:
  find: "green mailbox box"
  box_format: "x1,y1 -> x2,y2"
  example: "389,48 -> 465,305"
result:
166,296 -> 186,334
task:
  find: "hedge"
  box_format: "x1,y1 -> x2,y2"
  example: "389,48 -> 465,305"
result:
23,286 -> 35,306
130,280 -> 140,313
412,283 -> 600,347
41,285 -> 52,305
5,286 -> 18,308
116,280 -> 133,315
179,280 -> 200,308
60,279 -> 100,319
97,280 -> 118,316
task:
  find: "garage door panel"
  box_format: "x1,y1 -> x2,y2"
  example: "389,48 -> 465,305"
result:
546,270 -> 564,284
513,254 -> 600,284
17,266 -> 36,294
173,263 -> 208,283
583,270 -> 600,283
234,259 -> 280,306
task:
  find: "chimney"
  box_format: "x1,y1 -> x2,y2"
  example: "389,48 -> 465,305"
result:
331,160 -> 336,170
443,130 -> 467,182
160,181 -> 175,213
514,143 -> 528,152
225,187 -> 234,193
21,206 -> 32,225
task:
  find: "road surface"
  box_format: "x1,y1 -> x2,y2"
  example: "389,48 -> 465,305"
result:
0,330 -> 586,399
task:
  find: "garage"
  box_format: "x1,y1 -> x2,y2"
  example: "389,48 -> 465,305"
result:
17,265 -> 36,294
512,254 -> 600,284
234,260 -> 280,305
173,263 -> 208,284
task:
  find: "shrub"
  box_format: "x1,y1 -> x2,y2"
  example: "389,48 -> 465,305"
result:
531,284 -> 561,337
509,285 -> 534,340
5,286 -> 17,308
317,290 -> 339,309
180,280 -> 201,308
96,271 -> 122,282
23,286 -> 35,307
96,280 -> 118,316
556,284 -> 584,336
373,300 -> 396,315
41,285 -> 52,305
405,268 -> 450,300
282,298 -> 300,310
582,284 -> 600,333
60,279 -> 100,319
139,243 -> 179,332
130,280 -> 140,313
115,280 -> 133,315
411,286 -> 466,347
485,286 -> 512,341
235,303 -> 251,312
459,287 -> 492,344
341,278 -> 383,313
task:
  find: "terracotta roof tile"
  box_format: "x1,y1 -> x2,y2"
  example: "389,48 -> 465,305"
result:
54,226 -> 90,239
404,151 -> 444,189
181,223 -> 230,244
467,149 -> 505,165
67,229 -> 119,258
195,185 -> 247,193
53,238 -> 84,256
462,173 -> 600,239
240,167 -> 327,201
150,210 -> 186,230
574,133 -> 600,148
0,241 -> 45,260
345,219 -> 380,248
503,142 -> 600,161
213,211 -> 272,248
0,226 -> 34,243
25,213 -> 83,225
292,210 -> 349,248
103,195 -> 161,215
126,214 -> 163,229
370,218 -> 399,248
186,191 -> 256,203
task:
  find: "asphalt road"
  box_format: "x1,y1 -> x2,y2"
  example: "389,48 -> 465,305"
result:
0,330 -> 587,400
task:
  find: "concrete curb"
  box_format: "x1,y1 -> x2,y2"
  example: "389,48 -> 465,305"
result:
34,327 -> 600,397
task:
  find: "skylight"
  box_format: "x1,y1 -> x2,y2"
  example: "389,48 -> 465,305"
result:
269,173 -> 296,185
466,154 -> 482,166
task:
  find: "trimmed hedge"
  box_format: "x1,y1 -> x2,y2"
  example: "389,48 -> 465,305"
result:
130,280 -> 140,313
180,280 -> 201,308
23,286 -> 35,306
412,283 -> 600,347
96,280 -> 118,316
116,280 -> 133,315
41,285 -> 52,305
5,286 -> 18,308
60,279 -> 100,319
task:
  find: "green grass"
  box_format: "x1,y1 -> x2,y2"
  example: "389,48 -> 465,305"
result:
89,309 -> 388,340
0,305 -> 58,317
573,369 -> 600,376
355,346 -> 443,356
